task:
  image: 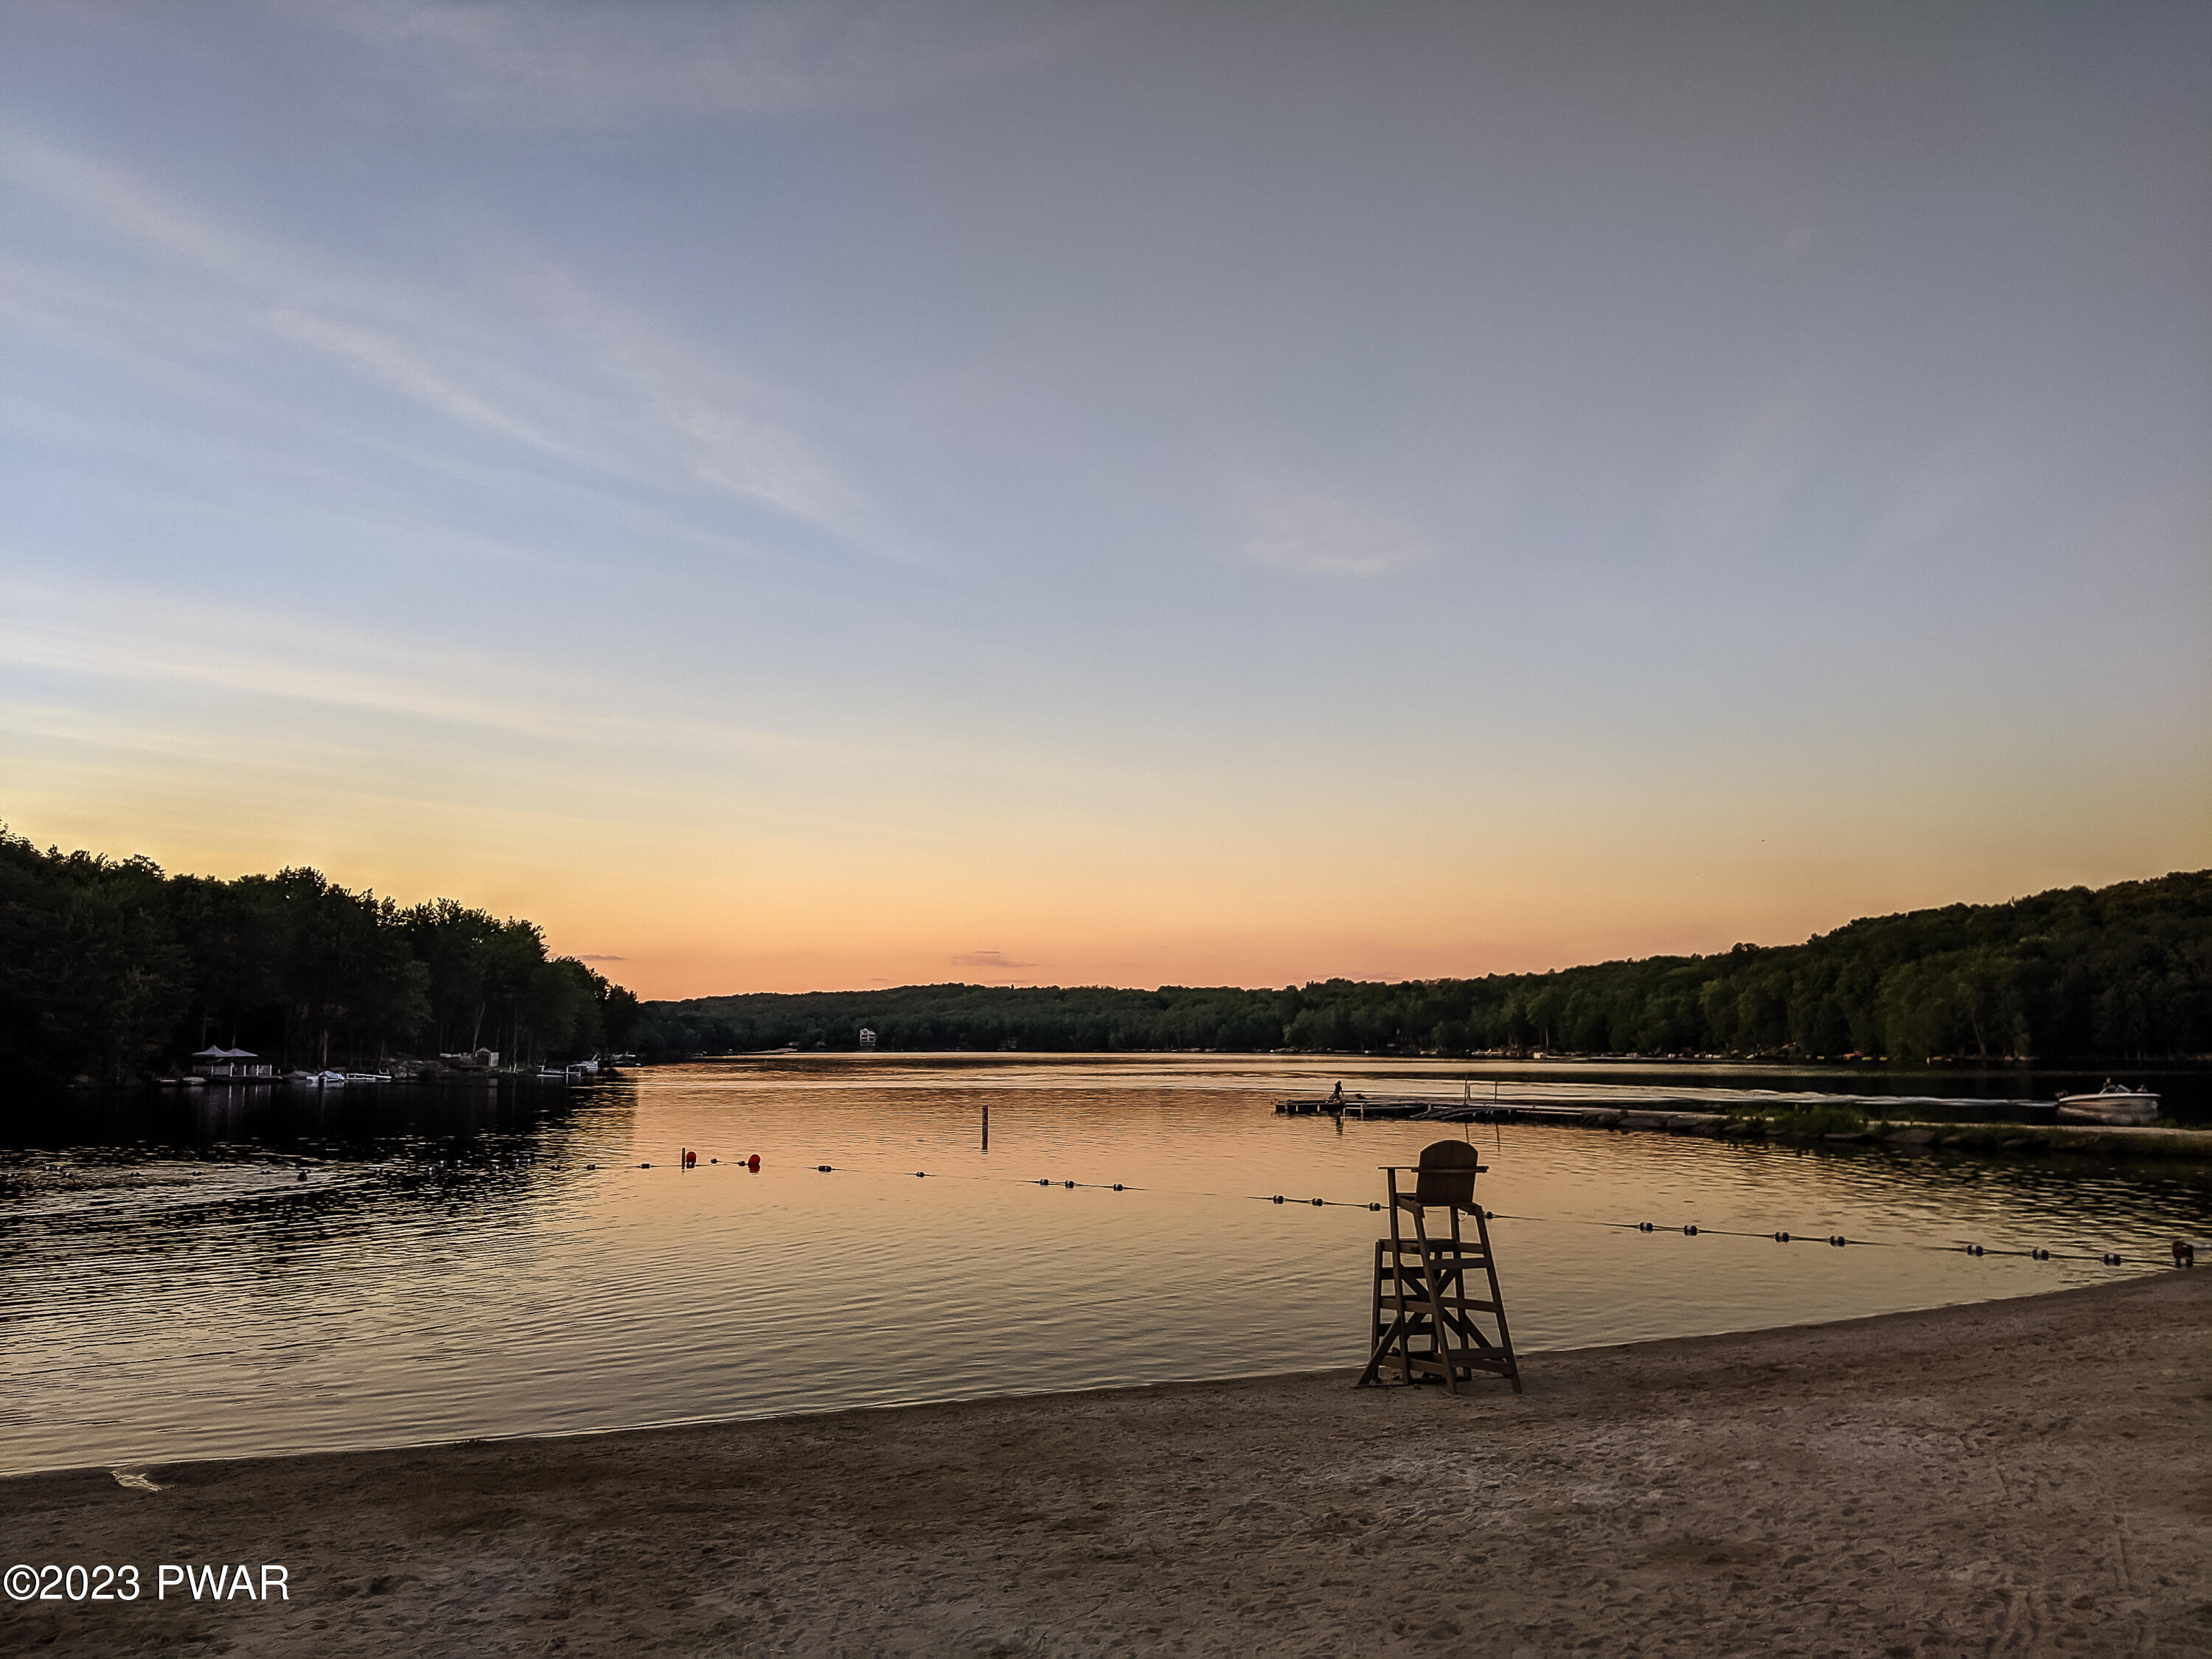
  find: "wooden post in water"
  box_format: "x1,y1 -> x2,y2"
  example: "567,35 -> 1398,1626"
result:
981,1101 -> 989,1152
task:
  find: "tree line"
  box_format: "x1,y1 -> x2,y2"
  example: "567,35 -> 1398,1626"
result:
638,869 -> 2212,1062
1,829 -> 641,1088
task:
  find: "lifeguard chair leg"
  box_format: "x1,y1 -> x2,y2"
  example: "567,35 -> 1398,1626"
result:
1473,1206 -> 1523,1393
1409,1203 -> 1459,1394
1358,1237 -> 1406,1386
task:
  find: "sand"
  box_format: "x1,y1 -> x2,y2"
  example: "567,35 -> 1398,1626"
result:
4,1271 -> 2208,1658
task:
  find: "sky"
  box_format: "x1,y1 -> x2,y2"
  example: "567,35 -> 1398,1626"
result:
1,1 -> 2207,1000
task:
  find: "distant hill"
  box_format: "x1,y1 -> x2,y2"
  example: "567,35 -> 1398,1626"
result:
639,869 -> 2212,1062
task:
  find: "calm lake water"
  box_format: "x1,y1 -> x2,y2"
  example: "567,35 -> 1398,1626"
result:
5,1055 -> 2208,1477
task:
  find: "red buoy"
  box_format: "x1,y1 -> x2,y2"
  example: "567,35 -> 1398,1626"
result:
747,1154 -> 761,1172
683,1150 -> 697,1169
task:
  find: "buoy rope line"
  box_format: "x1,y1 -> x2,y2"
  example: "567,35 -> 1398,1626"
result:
1480,1211 -> 2130,1265
519,1148 -> 2179,1271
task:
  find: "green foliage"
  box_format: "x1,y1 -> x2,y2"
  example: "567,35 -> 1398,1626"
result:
0,827 -> 640,1088
1730,1104 -> 1869,1139
0,841 -> 187,1086
638,870 -> 2212,1062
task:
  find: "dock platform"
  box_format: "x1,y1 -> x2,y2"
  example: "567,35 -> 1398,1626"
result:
1278,1095 -> 1729,1133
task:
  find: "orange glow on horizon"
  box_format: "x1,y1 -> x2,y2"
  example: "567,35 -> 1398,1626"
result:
8,771 -> 2205,1001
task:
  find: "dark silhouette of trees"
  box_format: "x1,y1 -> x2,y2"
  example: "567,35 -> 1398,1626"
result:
0,827 -> 639,1088
636,872 -> 2211,1063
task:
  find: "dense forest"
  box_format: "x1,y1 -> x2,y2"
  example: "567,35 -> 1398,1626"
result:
639,871 -> 2212,1063
1,829 -> 639,1088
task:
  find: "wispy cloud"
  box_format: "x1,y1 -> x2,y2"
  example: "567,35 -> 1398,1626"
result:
3,134 -> 583,457
574,953 -> 627,962
2,136 -> 274,288
1244,490 -> 1435,578
526,271 -> 872,545
290,0 -> 1098,126
1667,389 -> 1820,563
1,131 -> 898,562
265,307 -> 577,459
0,582 -> 818,757
949,949 -> 1040,970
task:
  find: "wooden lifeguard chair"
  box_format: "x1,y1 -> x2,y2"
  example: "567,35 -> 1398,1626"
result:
1357,1140 -> 1521,1394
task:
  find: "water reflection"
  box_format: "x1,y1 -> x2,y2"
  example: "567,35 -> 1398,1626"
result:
4,1057 -> 2205,1476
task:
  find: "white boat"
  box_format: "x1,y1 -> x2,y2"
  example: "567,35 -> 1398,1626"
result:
2055,1080 -> 2160,1125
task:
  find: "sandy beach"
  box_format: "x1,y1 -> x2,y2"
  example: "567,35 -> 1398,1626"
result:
5,1270 -> 2206,1657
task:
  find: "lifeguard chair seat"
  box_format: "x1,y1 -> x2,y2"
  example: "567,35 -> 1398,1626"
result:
1413,1138 -> 1483,1208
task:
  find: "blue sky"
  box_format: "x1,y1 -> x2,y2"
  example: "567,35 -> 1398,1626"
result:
3,1 -> 2206,995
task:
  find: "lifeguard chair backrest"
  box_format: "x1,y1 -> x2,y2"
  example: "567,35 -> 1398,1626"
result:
1413,1139 -> 1482,1208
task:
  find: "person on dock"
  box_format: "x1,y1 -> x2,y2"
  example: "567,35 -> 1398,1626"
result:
1329,1081 -> 1343,1105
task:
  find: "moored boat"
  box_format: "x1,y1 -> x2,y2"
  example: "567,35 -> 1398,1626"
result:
2055,1080 -> 2160,1125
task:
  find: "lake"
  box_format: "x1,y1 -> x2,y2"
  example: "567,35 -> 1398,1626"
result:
5,1054 -> 2207,1477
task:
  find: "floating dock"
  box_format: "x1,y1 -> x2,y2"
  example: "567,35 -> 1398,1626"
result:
1279,1094 -> 1730,1133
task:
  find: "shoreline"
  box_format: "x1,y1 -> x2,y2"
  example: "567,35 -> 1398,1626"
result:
7,1272 -> 2206,1655
0,1271 -> 2185,1487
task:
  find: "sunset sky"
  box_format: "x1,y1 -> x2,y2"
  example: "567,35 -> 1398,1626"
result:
3,1 -> 2207,1000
